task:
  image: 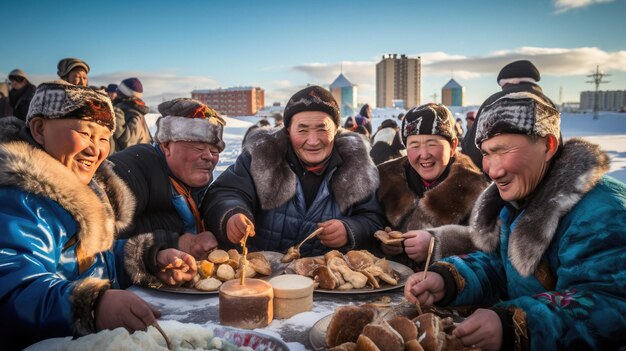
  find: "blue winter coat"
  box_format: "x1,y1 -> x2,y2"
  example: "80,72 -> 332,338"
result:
433,139 -> 626,350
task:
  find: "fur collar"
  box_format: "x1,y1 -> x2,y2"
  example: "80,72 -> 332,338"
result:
0,140 -> 136,257
378,153 -> 488,230
469,138 -> 610,276
244,128 -> 379,212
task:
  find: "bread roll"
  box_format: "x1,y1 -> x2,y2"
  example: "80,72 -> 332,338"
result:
208,249 -> 229,264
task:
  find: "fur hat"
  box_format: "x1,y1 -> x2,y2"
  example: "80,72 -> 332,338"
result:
497,60 -> 540,87
475,91 -> 560,146
57,58 -> 90,78
8,69 -> 29,82
26,80 -> 115,131
283,85 -> 341,127
117,77 -> 143,99
401,103 -> 456,145
155,98 -> 226,151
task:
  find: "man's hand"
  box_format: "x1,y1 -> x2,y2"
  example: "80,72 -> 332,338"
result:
156,249 -> 197,285
403,230 -> 434,262
178,231 -> 218,259
317,220 -> 348,248
453,309 -> 503,351
226,214 -> 254,244
380,240 -> 403,256
403,271 -> 446,307
95,290 -> 161,332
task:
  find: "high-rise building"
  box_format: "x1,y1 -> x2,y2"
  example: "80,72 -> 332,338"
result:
376,54 -> 421,108
329,73 -> 357,117
191,87 -> 265,116
580,90 -> 626,111
442,79 -> 464,107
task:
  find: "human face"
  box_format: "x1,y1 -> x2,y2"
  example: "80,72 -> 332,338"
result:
29,118 -> 111,185
288,111 -> 337,166
466,116 -> 475,130
161,141 -> 220,188
9,76 -> 26,91
406,135 -> 457,182
66,68 -> 88,86
481,134 -> 553,202
107,91 -> 117,101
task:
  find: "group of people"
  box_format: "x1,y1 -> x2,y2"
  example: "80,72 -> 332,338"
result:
0,58 -> 624,350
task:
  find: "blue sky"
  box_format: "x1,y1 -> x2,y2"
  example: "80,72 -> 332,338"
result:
2,0 -> 625,109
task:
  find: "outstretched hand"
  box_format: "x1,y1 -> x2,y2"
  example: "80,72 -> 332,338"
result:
226,213 -> 254,244
156,248 -> 197,286
95,289 -> 161,332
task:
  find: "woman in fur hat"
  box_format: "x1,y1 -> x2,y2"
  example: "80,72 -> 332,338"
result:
405,91 -> 626,350
0,81 -> 197,350
377,103 -> 489,269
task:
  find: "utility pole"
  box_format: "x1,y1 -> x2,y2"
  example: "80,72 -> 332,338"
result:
586,65 -> 610,120
431,92 -> 438,104
559,86 -> 563,106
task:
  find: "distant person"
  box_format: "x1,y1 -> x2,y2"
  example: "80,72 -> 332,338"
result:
0,82 -> 12,117
242,118 -> 271,146
461,60 -> 556,169
370,119 -> 405,165
106,83 -> 118,101
110,77 -> 152,153
355,103 -> 373,134
7,69 -> 36,121
354,124 -> 370,142
57,57 -> 89,86
109,98 -> 225,259
273,112 -> 284,127
397,112 -> 405,121
454,117 -> 464,139
203,85 -> 385,256
461,111 -> 476,151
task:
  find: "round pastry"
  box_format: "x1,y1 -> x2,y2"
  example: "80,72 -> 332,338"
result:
216,264 -> 235,281
195,277 -> 222,291
208,249 -> 229,264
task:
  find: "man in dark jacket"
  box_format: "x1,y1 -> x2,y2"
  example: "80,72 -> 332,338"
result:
203,86 -> 385,257
109,98 -> 225,259
110,77 -> 152,153
461,60 -> 556,169
7,69 -> 36,121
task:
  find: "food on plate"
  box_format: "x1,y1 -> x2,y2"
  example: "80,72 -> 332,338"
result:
291,250 -> 400,290
216,264 -> 236,281
374,227 -> 405,245
219,279 -> 273,329
326,303 -> 479,351
208,249 -> 230,264
195,277 -> 222,292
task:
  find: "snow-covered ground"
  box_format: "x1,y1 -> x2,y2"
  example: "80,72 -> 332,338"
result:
145,112 -> 626,183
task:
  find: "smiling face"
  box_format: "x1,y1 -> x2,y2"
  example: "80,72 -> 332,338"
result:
406,134 -> 457,182
288,111 -> 337,166
481,134 -> 557,201
29,118 -> 111,185
161,141 -> 220,188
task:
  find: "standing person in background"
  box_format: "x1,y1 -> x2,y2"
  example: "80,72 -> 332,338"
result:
0,82 -> 12,117
7,69 -> 36,122
273,112 -> 284,127
461,111 -> 476,152
203,85 -> 385,256
110,77 -> 152,152
370,119 -> 405,165
355,103 -> 373,134
57,57 -> 89,86
377,104 -> 488,269
0,81 -> 197,350
405,90 -> 626,351
106,83 -> 118,101
454,117 -> 464,139
109,98 -> 225,259
461,60 -> 556,169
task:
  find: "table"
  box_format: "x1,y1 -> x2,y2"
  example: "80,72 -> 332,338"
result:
128,285 -> 406,350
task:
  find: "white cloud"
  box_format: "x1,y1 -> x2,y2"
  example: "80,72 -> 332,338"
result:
554,0 -> 615,13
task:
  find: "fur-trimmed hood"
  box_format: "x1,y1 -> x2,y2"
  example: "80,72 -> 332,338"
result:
243,128 -> 379,212
469,138 -> 610,276
378,152 -> 489,231
0,120 -> 135,257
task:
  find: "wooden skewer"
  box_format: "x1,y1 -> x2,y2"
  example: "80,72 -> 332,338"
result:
152,322 -> 172,350
422,236 -> 436,281
239,218 -> 254,286
296,227 -> 325,250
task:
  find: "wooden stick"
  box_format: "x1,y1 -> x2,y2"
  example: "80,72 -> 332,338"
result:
296,227 -> 325,250
152,322 -> 172,350
422,236 -> 436,281
239,219 -> 254,286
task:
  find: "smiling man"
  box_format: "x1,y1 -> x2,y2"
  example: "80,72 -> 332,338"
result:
404,91 -> 626,350
109,98 -> 225,259
203,85 -> 385,256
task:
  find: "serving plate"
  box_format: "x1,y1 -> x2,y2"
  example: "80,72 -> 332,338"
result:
308,313 -> 332,351
311,260 -> 413,294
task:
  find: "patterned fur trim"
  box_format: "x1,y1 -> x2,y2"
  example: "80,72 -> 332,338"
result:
244,128 -> 379,213
71,277 -> 110,335
469,138 -> 610,276
124,233 -> 165,286
0,141 -> 136,257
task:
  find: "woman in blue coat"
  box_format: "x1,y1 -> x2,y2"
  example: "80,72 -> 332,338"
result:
405,90 -> 626,350
0,81 -> 197,350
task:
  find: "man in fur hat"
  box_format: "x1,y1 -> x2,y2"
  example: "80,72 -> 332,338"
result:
405,91 -> 626,350
203,85 -> 385,256
109,98 -> 225,259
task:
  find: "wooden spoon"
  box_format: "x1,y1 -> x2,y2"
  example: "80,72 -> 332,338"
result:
281,227 -> 325,263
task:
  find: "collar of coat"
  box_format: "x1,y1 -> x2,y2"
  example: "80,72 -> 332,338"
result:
243,127 -> 379,212
469,138 -> 610,277
378,152 -> 488,229
0,119 -> 135,257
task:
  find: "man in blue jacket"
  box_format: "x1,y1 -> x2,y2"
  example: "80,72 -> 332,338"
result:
405,90 -> 626,350
203,86 -> 385,256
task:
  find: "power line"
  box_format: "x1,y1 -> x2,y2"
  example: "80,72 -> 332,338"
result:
586,65 -> 610,120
